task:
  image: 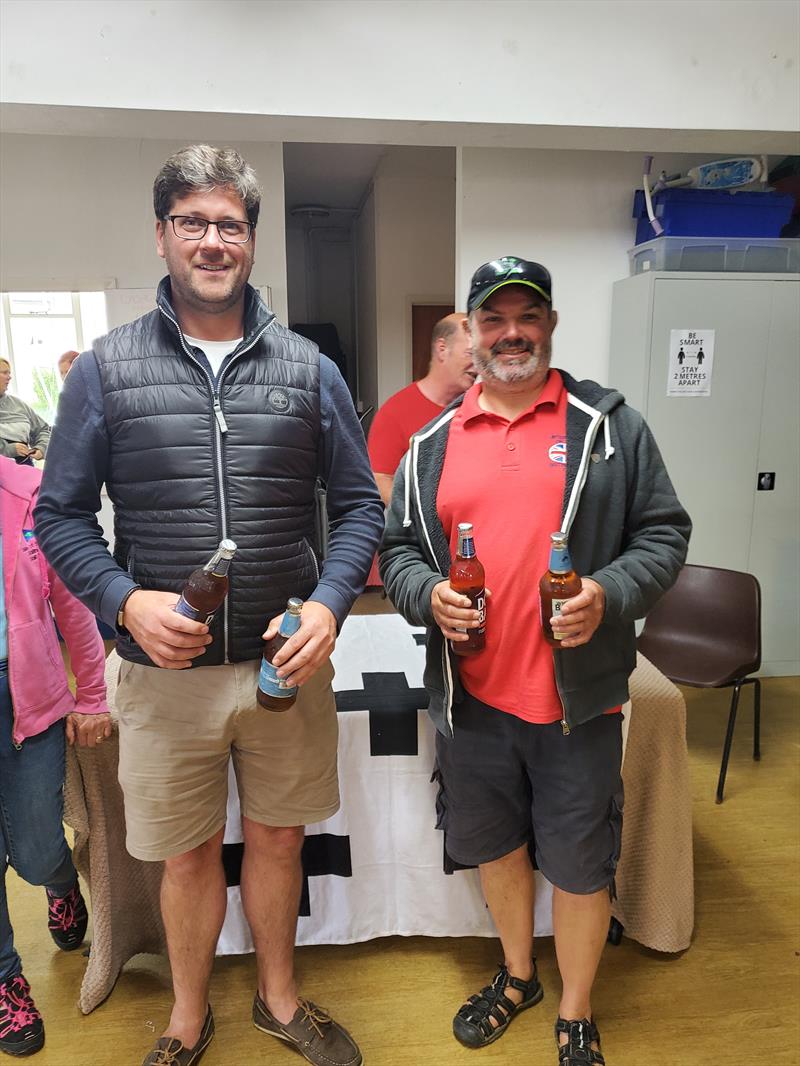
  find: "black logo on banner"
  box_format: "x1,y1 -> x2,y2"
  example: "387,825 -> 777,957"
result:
335,672 -> 427,756
222,834 -> 352,917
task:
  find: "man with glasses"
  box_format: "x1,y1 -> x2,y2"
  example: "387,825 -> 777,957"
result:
35,144 -> 383,1066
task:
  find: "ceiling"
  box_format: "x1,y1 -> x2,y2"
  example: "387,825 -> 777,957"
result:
283,142 -> 385,218
6,103 -> 792,159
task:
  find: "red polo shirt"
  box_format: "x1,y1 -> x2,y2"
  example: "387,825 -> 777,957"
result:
368,383 -> 444,475
436,371 -> 568,724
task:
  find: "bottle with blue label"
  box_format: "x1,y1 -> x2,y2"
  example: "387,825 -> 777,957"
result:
540,532 -> 582,647
257,598 -> 303,711
174,539 -> 237,625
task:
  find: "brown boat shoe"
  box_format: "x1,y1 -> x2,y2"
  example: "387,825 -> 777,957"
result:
253,992 -> 362,1066
141,1007 -> 214,1066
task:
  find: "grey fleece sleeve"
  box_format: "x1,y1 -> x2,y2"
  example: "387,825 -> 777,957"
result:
378,453 -> 444,628
0,398 -> 51,457
28,408 -> 52,456
590,418 -> 691,624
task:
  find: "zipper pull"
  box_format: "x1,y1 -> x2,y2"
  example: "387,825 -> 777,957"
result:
213,399 -> 229,434
561,718 -> 571,736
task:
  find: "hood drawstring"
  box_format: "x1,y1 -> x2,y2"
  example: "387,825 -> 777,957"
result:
603,415 -> 615,461
402,447 -> 413,528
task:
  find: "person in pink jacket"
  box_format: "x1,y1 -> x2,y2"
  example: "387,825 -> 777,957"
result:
0,457 -> 110,1057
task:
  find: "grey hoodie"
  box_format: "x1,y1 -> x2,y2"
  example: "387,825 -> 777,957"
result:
379,370 -> 691,737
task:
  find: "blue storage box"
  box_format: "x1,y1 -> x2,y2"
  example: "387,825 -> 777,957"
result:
632,188 -> 794,245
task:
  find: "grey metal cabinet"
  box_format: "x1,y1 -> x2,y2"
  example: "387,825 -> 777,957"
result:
610,271 -> 800,675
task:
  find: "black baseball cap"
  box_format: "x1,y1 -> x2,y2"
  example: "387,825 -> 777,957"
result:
467,256 -> 552,313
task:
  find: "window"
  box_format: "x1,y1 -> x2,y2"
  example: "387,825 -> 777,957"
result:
1,292 -> 108,423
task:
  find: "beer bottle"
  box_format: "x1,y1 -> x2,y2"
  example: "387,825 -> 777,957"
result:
449,522 -> 486,656
540,532 -> 582,647
257,597 -> 304,711
174,539 -> 237,625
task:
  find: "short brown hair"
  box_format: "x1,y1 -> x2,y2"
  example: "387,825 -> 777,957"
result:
153,144 -> 261,225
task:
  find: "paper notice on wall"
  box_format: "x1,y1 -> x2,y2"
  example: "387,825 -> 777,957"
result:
667,329 -> 715,397
104,289 -> 157,330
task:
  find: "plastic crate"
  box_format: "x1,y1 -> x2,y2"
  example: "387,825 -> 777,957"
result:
633,188 -> 794,245
629,236 -> 800,275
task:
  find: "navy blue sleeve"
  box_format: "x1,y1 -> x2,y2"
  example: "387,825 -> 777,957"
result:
33,353 -> 138,630
308,356 -> 384,626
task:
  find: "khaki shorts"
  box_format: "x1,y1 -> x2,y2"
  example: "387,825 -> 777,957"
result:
115,657 -> 339,861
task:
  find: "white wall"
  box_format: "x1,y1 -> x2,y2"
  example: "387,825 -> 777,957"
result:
290,226 -> 355,349
355,189 -> 377,412
2,1 -> 797,139
312,231 -> 355,355
286,224 -> 310,324
373,148 -> 456,403
286,218 -> 357,393
0,133 -> 288,321
456,146 -> 754,386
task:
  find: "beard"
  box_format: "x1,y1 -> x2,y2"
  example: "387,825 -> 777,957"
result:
474,338 -> 551,384
163,245 -> 253,317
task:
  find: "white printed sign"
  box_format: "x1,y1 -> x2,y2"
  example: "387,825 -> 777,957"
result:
667,329 -> 714,397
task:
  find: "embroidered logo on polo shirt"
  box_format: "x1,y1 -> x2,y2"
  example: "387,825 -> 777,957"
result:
548,441 -> 567,465
268,388 -> 289,413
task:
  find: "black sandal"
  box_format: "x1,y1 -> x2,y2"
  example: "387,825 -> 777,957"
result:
453,962 -> 543,1048
555,1016 -> 605,1065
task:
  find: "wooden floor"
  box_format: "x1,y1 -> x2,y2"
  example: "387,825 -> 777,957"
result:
6,664 -> 799,1065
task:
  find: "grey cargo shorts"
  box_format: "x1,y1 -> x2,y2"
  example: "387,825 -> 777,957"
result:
433,689 -> 624,895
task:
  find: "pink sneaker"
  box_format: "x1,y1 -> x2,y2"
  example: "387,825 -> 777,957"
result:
0,973 -> 45,1056
46,882 -> 88,952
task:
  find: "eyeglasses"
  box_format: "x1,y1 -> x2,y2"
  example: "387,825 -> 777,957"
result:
164,215 -> 255,244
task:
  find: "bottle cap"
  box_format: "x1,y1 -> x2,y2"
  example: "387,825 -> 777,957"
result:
457,522 -> 474,534
550,531 -> 567,545
287,597 -> 303,614
218,539 -> 237,558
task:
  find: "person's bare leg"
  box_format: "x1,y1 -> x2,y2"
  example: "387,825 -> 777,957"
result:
160,827 -> 226,1046
477,843 -> 536,1022
552,885 -> 610,1050
240,817 -> 304,1024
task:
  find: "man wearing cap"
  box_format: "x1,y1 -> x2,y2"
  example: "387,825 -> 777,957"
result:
379,257 -> 690,1065
368,313 -> 475,505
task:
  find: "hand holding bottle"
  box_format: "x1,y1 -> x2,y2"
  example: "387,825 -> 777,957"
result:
261,599 -> 336,689
121,589 -> 212,669
431,582 -> 491,645
548,578 -> 606,648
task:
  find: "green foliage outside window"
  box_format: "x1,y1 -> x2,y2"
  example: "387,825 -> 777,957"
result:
30,365 -> 60,424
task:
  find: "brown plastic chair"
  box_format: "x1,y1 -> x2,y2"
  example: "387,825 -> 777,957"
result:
637,564 -> 761,804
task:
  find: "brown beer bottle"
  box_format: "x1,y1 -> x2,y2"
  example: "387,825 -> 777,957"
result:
540,532 -> 582,647
174,539 -> 237,625
257,598 -> 304,711
449,522 -> 486,656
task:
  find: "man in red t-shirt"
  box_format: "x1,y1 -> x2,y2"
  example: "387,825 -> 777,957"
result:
380,257 -> 690,1066
368,313 -> 475,505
